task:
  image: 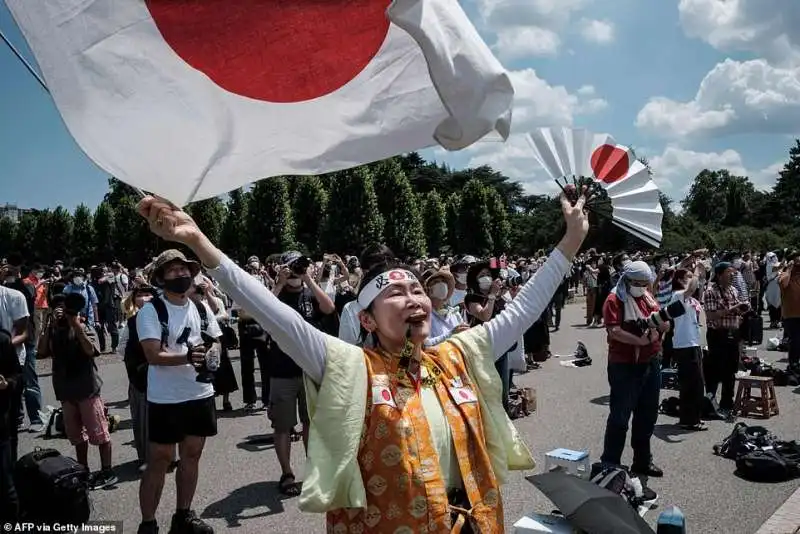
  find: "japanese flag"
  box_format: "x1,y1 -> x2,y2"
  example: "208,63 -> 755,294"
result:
5,0 -> 513,205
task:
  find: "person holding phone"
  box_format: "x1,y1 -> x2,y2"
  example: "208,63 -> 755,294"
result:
703,262 -> 750,417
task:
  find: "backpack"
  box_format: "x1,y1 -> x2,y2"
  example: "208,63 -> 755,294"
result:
124,297 -> 170,392
659,396 -> 680,417
15,447 -> 91,524
713,423 -> 774,459
735,449 -> 798,482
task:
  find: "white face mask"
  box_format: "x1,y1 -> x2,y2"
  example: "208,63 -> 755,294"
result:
287,278 -> 302,288
73,277 -> 84,286
455,273 -> 467,285
628,286 -> 646,298
478,276 -> 493,291
429,282 -> 449,300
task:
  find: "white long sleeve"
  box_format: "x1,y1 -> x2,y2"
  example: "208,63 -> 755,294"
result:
485,248 -> 570,360
208,255 -> 328,383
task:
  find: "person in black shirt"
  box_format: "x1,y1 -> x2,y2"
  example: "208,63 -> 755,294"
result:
268,251 -> 335,496
0,328 -> 22,520
90,266 -> 119,353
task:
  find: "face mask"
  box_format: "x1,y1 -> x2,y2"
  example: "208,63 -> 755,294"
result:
287,278 -> 303,288
455,273 -> 467,285
429,283 -> 449,300
34,271 -> 44,279
628,286 -> 646,298
72,277 -> 84,286
163,276 -> 192,294
478,276 -> 493,291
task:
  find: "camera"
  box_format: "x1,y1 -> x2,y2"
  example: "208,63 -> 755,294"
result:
630,300 -> 686,335
290,256 -> 311,275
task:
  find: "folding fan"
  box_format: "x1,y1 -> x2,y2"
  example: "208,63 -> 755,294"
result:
523,127 -> 663,248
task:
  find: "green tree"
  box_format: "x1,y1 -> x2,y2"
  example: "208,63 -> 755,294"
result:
13,212 -> 37,261
220,188 -> 249,262
322,167 -> 384,255
291,176 -> 328,256
445,192 -> 461,252
47,207 -> 73,265
31,210 -> 52,263
486,188 -> 510,255
373,159 -> 426,258
93,202 -> 115,263
421,190 -> 447,256
0,217 -> 16,261
72,204 -> 95,267
457,180 -> 493,256
112,197 -> 144,267
187,197 -> 226,245
247,178 -> 296,256
770,139 -> 800,224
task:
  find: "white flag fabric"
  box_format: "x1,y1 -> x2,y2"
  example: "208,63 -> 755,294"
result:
5,0 -> 513,205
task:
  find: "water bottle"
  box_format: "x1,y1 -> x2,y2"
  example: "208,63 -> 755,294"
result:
657,505 -> 686,534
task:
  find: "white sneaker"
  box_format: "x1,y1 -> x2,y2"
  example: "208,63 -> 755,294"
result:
29,423 -> 45,433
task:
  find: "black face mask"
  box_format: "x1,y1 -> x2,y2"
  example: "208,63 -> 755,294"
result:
163,276 -> 193,295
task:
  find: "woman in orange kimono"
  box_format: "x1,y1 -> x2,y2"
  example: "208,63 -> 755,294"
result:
138,193 -> 589,533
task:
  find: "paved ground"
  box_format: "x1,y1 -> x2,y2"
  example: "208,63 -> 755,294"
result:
18,302 -> 800,533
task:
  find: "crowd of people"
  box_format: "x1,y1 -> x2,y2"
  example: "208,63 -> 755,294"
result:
1,195 -> 798,532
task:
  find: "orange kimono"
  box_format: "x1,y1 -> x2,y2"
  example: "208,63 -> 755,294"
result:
300,327 -> 534,533
326,342 -> 503,533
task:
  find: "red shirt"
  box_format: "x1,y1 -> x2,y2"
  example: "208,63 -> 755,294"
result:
603,292 -> 662,364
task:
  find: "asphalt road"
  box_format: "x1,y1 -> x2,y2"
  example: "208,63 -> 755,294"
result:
18,302 -> 800,533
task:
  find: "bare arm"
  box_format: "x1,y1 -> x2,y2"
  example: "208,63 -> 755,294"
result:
140,339 -> 195,367
11,317 -> 28,348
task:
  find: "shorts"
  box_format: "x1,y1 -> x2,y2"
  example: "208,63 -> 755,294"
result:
148,396 -> 217,444
61,396 -> 110,447
268,376 -> 309,432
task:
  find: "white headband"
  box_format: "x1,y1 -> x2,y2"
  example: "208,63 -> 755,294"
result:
357,269 -> 418,308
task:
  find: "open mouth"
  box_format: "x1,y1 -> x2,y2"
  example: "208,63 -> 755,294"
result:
407,313 -> 428,325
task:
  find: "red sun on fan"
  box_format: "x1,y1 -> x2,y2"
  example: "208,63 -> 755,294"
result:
590,144 -> 630,184
145,0 -> 392,103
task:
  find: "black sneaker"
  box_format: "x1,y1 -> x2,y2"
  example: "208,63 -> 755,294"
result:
642,486 -> 657,501
138,521 -> 159,534
631,463 -> 664,478
91,468 -> 119,490
168,510 -> 213,534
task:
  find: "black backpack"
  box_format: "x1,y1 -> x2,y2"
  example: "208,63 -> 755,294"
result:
124,297 -> 170,392
736,449 -> 799,482
15,447 -> 91,524
713,423 -> 774,459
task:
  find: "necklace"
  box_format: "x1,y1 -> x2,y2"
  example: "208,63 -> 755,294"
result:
380,340 -> 442,390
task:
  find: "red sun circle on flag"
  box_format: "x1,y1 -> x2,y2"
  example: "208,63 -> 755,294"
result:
381,390 -> 391,402
590,144 -> 630,184
388,271 -> 405,281
459,390 -> 469,399
144,0 -> 392,103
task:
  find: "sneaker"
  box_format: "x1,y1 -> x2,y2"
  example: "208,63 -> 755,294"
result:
168,510 -> 213,534
91,468 -> 118,490
29,423 -> 45,434
642,486 -> 657,501
631,462 -> 664,478
243,403 -> 256,413
137,521 -> 159,534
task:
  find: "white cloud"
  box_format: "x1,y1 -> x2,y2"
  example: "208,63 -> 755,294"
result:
635,59 -> 800,137
678,0 -> 800,66
494,27 -> 560,59
477,0 -> 589,29
579,19 -> 615,44
648,145 -> 782,197
509,70 -> 608,131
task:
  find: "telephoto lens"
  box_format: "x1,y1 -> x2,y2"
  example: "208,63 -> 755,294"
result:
646,299 -> 687,329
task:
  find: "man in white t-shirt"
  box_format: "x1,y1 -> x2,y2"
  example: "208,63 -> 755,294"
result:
0,284 -> 29,371
136,250 -> 220,534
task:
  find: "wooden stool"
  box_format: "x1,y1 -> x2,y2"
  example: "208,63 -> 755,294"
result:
733,376 -> 779,419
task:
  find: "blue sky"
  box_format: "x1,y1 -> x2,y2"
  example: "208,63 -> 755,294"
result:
1,0 -> 797,211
